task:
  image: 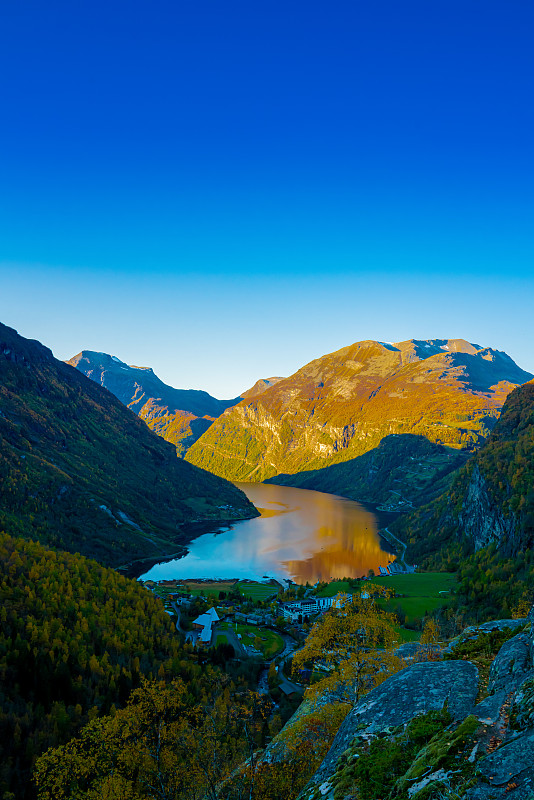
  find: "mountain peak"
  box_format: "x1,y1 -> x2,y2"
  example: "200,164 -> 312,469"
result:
67,348 -> 243,456
186,335 -> 533,483
241,376 -> 285,400
392,338 -> 482,361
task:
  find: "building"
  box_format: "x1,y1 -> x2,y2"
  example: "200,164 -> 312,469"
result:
192,607 -> 220,645
379,562 -> 416,576
281,594 -> 353,622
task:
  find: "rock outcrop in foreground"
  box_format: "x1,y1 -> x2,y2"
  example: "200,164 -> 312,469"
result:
307,660 -> 479,796
265,613 -> 534,800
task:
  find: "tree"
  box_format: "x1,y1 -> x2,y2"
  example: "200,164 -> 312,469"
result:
34,677 -> 263,800
292,593 -> 403,702
418,618 -> 441,661
267,662 -> 280,690
511,592 -> 532,619
224,701 -> 350,800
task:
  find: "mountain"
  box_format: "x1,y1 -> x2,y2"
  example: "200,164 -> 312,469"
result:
240,376 -> 284,400
267,433 -> 471,511
393,378 -> 534,566
0,323 -> 258,567
185,338 -> 533,485
67,351 -> 242,456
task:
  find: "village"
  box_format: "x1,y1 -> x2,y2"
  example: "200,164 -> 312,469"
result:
141,560 -> 421,657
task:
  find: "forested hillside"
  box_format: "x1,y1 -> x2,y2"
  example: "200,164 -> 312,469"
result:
0,323 -> 257,566
395,380 -> 534,562
0,533 -> 195,798
267,434 -> 469,510
391,380 -> 534,617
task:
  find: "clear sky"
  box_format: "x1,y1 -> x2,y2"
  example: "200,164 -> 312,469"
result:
1,0 -> 533,397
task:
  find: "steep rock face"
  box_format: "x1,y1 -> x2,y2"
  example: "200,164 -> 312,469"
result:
67,351 -> 241,456
459,464 -> 518,550
0,323 -> 258,567
186,338 -> 532,483
394,380 -> 534,564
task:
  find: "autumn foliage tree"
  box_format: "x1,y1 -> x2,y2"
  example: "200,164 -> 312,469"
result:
34,678 -> 270,800
292,592 -> 404,702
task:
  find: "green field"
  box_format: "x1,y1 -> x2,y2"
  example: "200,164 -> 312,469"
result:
215,632 -> 231,645
371,573 -> 456,622
314,580 -> 353,597
393,625 -> 421,643
236,581 -> 279,600
370,572 -> 456,597
176,579 -> 278,600
150,585 -> 177,600
313,573 -> 455,625
183,580 -> 236,597
219,622 -> 284,659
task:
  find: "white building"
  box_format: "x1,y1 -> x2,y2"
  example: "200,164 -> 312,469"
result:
281,594 -> 353,622
192,607 -> 220,645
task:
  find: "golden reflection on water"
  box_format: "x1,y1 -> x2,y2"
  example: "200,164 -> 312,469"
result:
141,484 -> 394,584
235,483 -> 393,584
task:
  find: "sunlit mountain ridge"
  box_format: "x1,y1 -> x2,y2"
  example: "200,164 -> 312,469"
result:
185,338 -> 533,488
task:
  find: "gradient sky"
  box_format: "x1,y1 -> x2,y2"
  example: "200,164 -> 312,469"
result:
1,0 -> 533,397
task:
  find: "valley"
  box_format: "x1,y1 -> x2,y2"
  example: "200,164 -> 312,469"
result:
0,322 -> 258,567
3,322 -> 534,800
68,350 -> 245,455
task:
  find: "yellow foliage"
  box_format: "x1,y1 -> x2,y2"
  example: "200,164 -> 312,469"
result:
34,678 -> 255,800
292,594 -> 403,702
418,618 -> 442,661
511,594 -> 532,619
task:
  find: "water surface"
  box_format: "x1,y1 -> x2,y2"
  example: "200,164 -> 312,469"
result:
141,483 -> 395,584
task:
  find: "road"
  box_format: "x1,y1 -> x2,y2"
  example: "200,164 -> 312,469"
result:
257,633 -> 304,695
218,625 -> 247,657
382,526 -> 408,567
170,600 -> 183,631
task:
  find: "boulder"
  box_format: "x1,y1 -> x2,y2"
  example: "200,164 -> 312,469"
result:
487,631 -> 534,695
300,660 -> 478,799
463,730 -> 534,800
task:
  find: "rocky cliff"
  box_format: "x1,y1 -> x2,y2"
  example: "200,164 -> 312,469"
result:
300,614 -> 534,800
256,614 -> 534,800
186,339 -> 532,486
394,380 -> 534,565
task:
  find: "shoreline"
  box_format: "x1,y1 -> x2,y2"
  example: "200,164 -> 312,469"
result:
123,484 -> 407,583
117,515 -> 253,580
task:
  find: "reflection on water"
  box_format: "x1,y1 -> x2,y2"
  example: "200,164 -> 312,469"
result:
140,483 -> 395,584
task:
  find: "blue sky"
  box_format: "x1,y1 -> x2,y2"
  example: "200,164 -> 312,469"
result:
1,1 -> 533,397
